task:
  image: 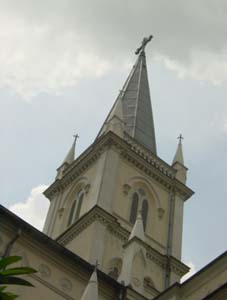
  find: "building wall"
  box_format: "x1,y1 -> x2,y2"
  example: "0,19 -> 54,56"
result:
0,222 -> 120,300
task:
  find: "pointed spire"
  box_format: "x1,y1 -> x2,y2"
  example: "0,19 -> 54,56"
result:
172,134 -> 187,184
118,211 -> 146,290
56,134 -> 79,180
97,36 -> 156,154
81,267 -> 98,300
172,134 -> 184,165
62,134 -> 79,165
129,211 -> 145,242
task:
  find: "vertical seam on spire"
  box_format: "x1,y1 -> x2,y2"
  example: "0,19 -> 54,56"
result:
133,55 -> 143,137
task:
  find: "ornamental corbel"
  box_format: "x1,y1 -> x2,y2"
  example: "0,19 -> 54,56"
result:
84,183 -> 91,194
158,208 -> 165,219
58,207 -> 65,218
122,183 -> 131,195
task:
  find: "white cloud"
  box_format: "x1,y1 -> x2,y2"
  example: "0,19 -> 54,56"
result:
160,51 -> 227,85
8,185 -> 49,231
0,14 -> 112,100
1,0 -> 227,99
181,262 -> 196,282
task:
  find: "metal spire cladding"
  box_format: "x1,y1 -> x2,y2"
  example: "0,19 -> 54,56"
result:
97,40 -> 157,154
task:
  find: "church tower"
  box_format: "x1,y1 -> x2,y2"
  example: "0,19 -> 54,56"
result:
43,36 -> 193,299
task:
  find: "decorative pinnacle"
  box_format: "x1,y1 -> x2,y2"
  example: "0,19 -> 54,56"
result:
135,35 -> 153,55
73,134 -> 79,143
177,134 -> 184,145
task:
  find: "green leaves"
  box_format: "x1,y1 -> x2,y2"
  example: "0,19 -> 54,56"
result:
0,276 -> 34,286
0,256 -> 37,300
1,267 -> 37,277
0,257 -> 21,270
0,287 -> 18,300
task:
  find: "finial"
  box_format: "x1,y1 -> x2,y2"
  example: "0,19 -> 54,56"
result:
135,35 -> 153,55
177,134 -> 184,145
73,133 -> 79,143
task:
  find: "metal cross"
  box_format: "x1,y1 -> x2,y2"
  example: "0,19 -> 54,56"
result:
135,35 -> 153,55
177,134 -> 184,144
73,134 -> 79,143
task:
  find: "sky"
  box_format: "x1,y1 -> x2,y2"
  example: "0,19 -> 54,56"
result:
1,0 -> 227,281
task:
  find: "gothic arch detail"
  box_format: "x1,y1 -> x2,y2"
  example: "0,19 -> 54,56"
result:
142,199 -> 148,230
131,249 -> 146,288
126,176 -> 161,209
62,176 -> 90,208
129,189 -> 149,230
129,192 -> 139,224
59,176 -> 91,227
67,189 -> 84,227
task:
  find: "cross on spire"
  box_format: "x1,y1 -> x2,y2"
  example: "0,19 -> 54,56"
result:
73,134 -> 79,143
177,134 -> 184,145
135,35 -> 153,55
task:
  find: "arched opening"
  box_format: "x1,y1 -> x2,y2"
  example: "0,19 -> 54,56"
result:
67,200 -> 76,227
74,191 -> 84,222
142,199 -> 148,230
129,188 -> 150,232
67,189 -> 84,227
130,192 -> 139,224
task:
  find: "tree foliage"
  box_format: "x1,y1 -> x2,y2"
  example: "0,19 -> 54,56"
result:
0,256 -> 37,300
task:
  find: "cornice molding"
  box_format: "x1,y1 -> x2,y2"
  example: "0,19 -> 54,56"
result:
57,206 -> 189,277
56,205 -> 129,245
45,131 -> 194,201
31,274 -> 75,300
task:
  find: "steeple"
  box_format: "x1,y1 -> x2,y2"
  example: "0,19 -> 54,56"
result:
56,134 -> 78,179
44,39 -> 194,296
97,36 -> 157,154
81,267 -> 98,300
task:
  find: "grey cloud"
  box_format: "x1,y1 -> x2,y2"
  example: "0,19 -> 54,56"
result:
1,0 -> 227,98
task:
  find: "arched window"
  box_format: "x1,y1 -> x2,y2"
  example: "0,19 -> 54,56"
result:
129,188 -> 149,232
130,192 -> 139,224
67,189 -> 84,227
74,191 -> 84,222
67,200 -> 76,227
142,199 -> 148,230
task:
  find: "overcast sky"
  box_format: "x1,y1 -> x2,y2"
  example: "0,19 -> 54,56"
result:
1,0 -> 227,280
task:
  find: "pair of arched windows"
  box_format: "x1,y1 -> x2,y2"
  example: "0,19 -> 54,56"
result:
129,188 -> 148,230
67,190 -> 84,227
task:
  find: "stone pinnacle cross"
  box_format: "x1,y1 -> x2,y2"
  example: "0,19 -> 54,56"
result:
95,260 -> 100,270
177,134 -> 184,145
135,35 -> 153,55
